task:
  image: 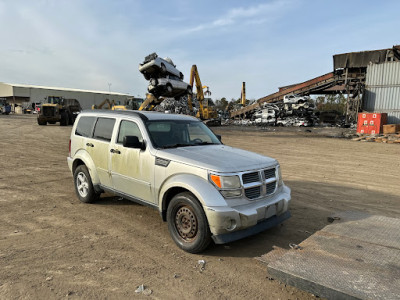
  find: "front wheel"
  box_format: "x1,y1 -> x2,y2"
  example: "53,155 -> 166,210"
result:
37,118 -> 47,125
73,165 -> 100,203
167,192 -> 211,253
166,84 -> 173,93
60,112 -> 68,126
161,63 -> 167,74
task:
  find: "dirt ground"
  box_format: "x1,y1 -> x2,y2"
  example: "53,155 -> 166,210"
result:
0,114 -> 399,300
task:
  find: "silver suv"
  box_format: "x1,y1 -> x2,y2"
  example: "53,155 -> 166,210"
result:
67,110 -> 291,253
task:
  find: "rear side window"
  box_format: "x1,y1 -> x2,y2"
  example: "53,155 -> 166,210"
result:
93,118 -> 115,142
75,116 -> 96,137
117,121 -> 143,144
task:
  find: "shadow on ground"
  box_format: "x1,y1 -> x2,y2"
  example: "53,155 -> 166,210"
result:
85,180 -> 399,259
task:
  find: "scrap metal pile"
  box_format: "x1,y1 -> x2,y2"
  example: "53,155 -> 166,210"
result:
153,95 -> 200,115
230,94 -> 318,127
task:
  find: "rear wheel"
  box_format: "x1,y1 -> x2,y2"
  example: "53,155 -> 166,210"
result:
161,63 -> 167,74
167,192 -> 211,253
37,118 -> 47,125
73,165 -> 100,203
166,84 -> 173,93
60,112 -> 68,126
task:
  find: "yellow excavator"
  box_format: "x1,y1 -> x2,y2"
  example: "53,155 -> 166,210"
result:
138,93 -> 165,111
187,65 -> 220,125
113,98 -> 144,110
92,98 -> 145,110
92,99 -> 117,110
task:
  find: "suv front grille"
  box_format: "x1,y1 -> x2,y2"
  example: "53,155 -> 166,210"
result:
242,172 -> 260,184
241,167 -> 277,200
244,186 -> 261,199
264,168 -> 275,179
266,182 -> 276,195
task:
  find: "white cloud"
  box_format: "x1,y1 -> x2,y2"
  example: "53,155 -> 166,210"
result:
183,1 -> 292,34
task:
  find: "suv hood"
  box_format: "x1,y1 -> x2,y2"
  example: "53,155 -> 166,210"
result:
157,145 -> 277,173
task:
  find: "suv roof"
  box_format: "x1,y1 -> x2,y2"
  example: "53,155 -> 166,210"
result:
80,110 -> 199,122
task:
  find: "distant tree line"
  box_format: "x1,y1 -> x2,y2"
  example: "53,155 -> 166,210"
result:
311,94 -> 347,115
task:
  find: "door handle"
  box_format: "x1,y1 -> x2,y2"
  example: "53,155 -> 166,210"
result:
86,143 -> 94,147
110,149 -> 121,154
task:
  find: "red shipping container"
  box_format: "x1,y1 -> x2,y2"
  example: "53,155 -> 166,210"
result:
357,113 -> 387,134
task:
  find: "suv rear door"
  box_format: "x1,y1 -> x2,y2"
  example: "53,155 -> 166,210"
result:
89,117 -> 116,188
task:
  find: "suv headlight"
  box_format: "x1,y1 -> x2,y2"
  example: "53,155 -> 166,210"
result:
209,174 -> 242,198
277,165 -> 283,187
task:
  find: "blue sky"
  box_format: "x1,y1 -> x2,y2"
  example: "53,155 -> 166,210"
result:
0,0 -> 399,100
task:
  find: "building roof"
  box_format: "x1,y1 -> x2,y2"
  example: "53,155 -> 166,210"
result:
333,45 -> 400,70
0,82 -> 130,96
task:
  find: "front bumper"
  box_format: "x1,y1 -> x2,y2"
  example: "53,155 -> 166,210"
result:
204,185 -> 291,244
212,210 -> 291,244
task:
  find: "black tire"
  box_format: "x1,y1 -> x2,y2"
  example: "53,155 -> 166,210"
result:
73,165 -> 100,203
166,84 -> 173,93
68,112 -> 74,125
161,63 -> 167,74
60,112 -> 68,126
37,118 -> 47,125
167,192 -> 211,253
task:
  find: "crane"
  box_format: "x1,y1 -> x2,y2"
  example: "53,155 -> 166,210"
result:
187,65 -> 219,125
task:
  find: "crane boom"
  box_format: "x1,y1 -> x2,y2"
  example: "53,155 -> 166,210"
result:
187,65 -> 218,123
188,65 -> 205,115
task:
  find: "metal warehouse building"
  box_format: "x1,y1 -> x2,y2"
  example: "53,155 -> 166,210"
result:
333,46 -> 400,124
363,61 -> 400,123
0,82 -> 131,111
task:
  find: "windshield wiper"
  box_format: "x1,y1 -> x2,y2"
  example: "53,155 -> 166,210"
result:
162,143 -> 194,149
193,142 -> 219,146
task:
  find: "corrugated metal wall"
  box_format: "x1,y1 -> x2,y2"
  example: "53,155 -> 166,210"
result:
363,61 -> 400,123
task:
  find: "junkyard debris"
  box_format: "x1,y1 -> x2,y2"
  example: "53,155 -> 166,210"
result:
135,284 -> 152,295
289,243 -> 303,250
198,259 -> 206,272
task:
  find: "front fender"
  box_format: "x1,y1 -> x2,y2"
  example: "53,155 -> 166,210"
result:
158,174 -> 227,210
71,149 -> 100,185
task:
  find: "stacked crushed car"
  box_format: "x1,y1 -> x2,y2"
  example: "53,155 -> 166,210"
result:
139,53 -> 192,99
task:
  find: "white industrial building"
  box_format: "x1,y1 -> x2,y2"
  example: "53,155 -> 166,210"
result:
0,82 -> 131,112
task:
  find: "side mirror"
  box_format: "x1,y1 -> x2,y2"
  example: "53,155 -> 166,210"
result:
216,134 -> 222,142
123,135 -> 145,150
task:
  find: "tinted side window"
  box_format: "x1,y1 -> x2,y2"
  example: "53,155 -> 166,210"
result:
93,118 -> 115,142
117,121 -> 143,144
75,116 -> 96,137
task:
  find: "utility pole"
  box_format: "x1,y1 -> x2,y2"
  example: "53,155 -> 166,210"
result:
108,83 -> 112,92
241,82 -> 246,107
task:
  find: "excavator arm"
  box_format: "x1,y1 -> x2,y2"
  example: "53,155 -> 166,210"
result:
92,99 -> 116,110
188,65 -> 205,117
138,94 -> 165,111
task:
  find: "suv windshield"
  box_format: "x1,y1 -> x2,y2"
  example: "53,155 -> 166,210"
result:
146,120 -> 221,149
